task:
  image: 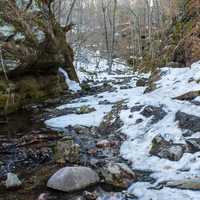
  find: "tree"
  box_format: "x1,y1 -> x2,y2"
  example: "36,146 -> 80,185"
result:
0,0 -> 79,82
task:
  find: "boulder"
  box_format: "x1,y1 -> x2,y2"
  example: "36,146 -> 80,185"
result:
140,105 -> 167,124
130,105 -> 144,112
100,162 -> 136,189
5,173 -> 22,189
175,111 -> 200,133
150,135 -> 185,161
47,167 -> 99,192
166,179 -> 200,190
174,90 -> 200,101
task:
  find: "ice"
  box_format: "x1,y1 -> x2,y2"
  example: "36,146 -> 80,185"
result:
58,67 -> 81,92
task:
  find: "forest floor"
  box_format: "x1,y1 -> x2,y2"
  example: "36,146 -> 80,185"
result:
1,51 -> 200,200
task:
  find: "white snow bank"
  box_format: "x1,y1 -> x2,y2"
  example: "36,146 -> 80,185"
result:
120,61 -> 200,199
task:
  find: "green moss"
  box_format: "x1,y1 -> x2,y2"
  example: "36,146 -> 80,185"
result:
0,95 -> 7,109
151,139 -> 159,151
17,78 -> 45,101
0,80 -> 8,94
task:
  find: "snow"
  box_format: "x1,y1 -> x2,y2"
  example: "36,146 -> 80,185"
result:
45,95 -> 112,128
128,182 -> 200,200
46,54 -> 200,199
58,67 -> 81,92
75,49 -> 130,82
0,25 -> 15,37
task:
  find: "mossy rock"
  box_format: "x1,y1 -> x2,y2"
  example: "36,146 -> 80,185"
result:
0,94 -> 21,115
17,78 -> 44,101
0,80 -> 8,94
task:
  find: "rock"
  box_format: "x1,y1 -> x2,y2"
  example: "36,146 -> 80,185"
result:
96,140 -> 117,148
165,61 -> 184,68
76,106 -> 96,114
37,193 -> 49,200
120,85 -> 133,90
47,167 -> 100,192
5,173 -> 22,189
135,118 -> 143,124
100,162 -> 136,189
83,191 -> 97,200
174,90 -> 200,101
150,135 -> 185,161
166,179 -> 200,190
136,78 -> 148,87
96,140 -> 111,148
140,105 -> 167,124
98,100 -> 112,105
73,125 -> 92,135
54,137 -> 80,164
175,111 -> 200,133
130,105 -> 144,112
186,138 -> 200,153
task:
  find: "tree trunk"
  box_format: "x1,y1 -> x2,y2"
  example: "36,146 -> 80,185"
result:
0,0 -> 79,82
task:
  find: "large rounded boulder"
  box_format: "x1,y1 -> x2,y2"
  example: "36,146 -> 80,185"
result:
47,167 -> 99,192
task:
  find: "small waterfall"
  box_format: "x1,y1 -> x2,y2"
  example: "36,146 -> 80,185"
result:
58,67 -> 81,92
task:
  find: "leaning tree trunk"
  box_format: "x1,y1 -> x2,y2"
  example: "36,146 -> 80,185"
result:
0,0 -> 79,82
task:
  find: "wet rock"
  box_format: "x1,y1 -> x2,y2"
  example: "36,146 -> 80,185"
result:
100,162 -> 136,189
47,167 -> 100,192
136,78 -> 148,87
140,105 -> 167,124
98,113 -> 123,135
135,118 -> 143,124
175,111 -> 200,133
54,137 -> 80,164
130,105 -> 144,112
5,173 -> 22,189
186,138 -> 200,153
128,114 -> 133,118
150,135 -> 185,161
166,179 -> 200,190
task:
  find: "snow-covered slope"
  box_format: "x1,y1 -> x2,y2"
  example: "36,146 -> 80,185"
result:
45,57 -> 200,199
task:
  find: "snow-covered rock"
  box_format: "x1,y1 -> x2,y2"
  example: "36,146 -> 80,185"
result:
5,173 -> 22,189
